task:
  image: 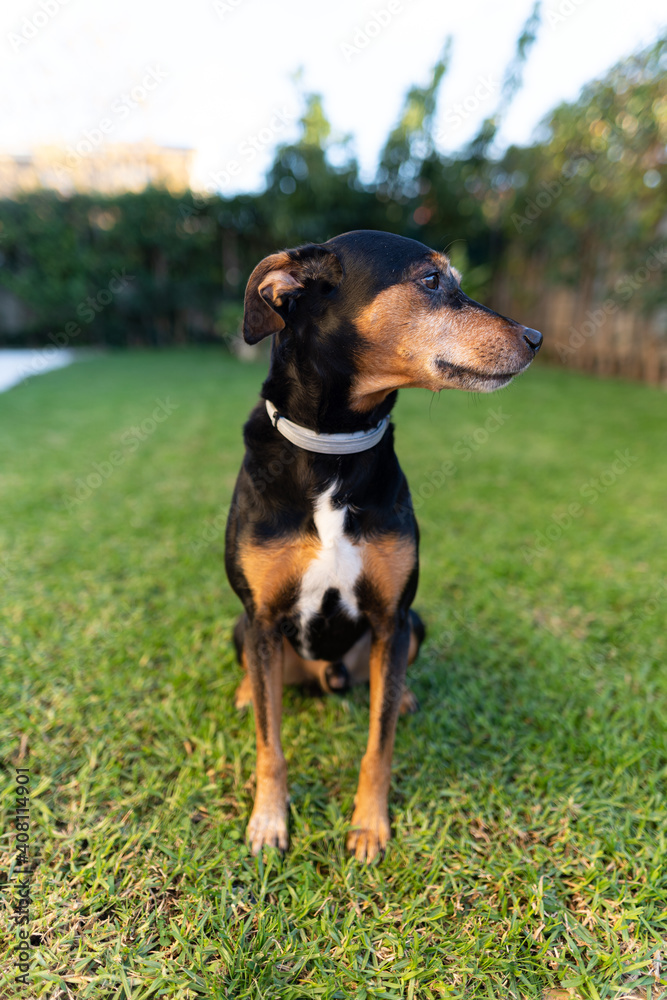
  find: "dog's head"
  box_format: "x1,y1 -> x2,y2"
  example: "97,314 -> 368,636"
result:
243,230 -> 542,412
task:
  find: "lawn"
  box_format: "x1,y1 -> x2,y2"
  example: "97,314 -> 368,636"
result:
0,349 -> 665,1000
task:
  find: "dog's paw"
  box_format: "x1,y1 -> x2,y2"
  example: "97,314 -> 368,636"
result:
346,806 -> 390,862
246,805 -> 288,855
323,660 -> 350,694
234,675 -> 253,710
399,686 -> 419,715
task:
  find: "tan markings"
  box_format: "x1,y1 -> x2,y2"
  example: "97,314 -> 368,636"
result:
349,281 -> 526,411
237,638 -> 327,703
240,531 -> 414,620
347,632 -> 404,861
234,672 -> 253,709
237,638 -> 327,700
243,640 -> 290,854
282,640 -> 330,687
237,625 -> 419,714
248,747 -> 289,853
348,759 -> 391,860
283,631 -> 370,689
361,534 -> 416,613
431,250 -> 461,285
239,534 -> 320,619
430,251 -> 462,286
398,688 -> 419,715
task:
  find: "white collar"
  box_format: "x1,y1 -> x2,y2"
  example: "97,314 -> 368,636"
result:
265,399 -> 390,455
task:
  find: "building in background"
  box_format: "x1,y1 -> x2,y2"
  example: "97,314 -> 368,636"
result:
0,143 -> 193,197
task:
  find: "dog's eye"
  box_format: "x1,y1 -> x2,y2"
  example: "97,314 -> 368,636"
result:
421,273 -> 439,290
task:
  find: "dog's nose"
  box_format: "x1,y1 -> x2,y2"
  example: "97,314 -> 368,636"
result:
522,327 -> 543,353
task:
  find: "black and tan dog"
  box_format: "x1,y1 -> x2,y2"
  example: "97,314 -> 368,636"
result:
225,230 -> 542,861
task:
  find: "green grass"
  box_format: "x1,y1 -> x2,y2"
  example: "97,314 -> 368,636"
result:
0,349 -> 666,999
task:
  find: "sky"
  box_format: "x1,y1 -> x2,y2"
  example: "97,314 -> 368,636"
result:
0,0 -> 665,195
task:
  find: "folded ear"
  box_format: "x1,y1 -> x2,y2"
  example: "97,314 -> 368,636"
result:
243,253 -> 303,345
243,245 -> 342,344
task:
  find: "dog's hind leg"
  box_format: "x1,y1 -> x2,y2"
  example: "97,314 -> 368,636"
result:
234,611 -> 424,714
342,610 -> 425,714
233,614 -> 254,709
234,612 -> 326,707
400,609 -> 425,713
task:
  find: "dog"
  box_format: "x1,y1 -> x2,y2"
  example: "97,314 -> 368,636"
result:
225,230 -> 542,861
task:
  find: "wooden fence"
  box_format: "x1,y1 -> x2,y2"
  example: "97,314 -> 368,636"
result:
490,262 -> 667,387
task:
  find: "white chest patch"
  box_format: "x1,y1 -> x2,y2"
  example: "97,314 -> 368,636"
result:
297,482 -> 362,650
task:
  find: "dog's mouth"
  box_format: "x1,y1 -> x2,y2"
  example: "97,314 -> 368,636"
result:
435,359 -> 526,390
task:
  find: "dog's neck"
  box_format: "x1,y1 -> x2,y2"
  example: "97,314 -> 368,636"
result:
260,328 -> 396,436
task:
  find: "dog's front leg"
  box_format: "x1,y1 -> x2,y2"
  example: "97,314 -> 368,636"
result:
244,621 -> 288,854
347,619 -> 410,861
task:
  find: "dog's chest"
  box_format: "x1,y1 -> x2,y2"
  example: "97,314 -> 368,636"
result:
297,484 -> 362,630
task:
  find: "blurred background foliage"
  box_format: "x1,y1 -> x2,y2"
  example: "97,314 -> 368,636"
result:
0,22 -> 665,370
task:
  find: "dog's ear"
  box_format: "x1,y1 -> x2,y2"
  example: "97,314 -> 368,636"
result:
243,253 -> 303,345
243,246 -> 342,344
